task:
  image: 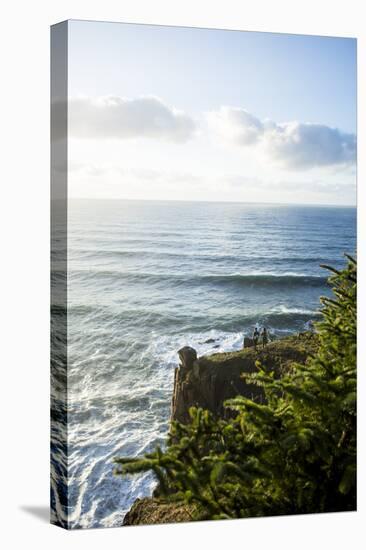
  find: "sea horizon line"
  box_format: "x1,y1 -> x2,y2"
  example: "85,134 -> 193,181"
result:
65,197 -> 357,208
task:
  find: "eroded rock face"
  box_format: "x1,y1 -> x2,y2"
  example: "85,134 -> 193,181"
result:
171,333 -> 318,424
123,497 -> 196,526
243,336 -> 254,348
178,346 -> 197,370
171,346 -> 260,424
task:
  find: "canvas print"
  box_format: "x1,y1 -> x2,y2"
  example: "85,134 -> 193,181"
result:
51,20 -> 357,529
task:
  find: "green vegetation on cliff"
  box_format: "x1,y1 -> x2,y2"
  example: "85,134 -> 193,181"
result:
115,256 -> 356,522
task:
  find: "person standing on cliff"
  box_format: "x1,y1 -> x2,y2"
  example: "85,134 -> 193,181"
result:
261,327 -> 269,348
253,327 -> 260,351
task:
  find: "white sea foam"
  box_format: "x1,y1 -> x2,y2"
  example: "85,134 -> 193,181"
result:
270,305 -> 317,315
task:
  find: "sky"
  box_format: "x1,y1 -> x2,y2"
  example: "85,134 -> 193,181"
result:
67,20 -> 357,205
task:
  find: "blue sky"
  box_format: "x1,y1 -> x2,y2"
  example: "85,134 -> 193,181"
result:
67,20 -> 357,205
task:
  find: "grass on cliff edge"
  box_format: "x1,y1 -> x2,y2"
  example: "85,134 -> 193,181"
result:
114,256 -> 356,521
205,331 -> 318,362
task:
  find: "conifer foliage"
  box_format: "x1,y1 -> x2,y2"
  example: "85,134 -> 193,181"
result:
114,256 -> 356,519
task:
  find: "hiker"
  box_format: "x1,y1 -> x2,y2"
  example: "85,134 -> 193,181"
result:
261,327 -> 269,348
252,327 -> 260,351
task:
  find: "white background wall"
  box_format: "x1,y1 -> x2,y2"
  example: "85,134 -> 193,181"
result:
0,1 -> 364,548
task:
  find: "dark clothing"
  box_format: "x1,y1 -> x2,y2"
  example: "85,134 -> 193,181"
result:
253,329 -> 260,350
261,329 -> 268,347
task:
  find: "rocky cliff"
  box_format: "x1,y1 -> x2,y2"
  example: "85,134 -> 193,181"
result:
123,497 -> 196,526
172,332 -> 317,424
123,332 -> 318,526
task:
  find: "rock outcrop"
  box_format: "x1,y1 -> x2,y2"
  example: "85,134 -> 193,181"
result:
123,498 -> 196,526
243,336 -> 254,348
171,332 -> 317,424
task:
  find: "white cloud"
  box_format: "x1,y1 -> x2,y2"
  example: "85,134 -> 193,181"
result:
207,106 -> 356,169
226,174 -> 353,194
68,161 -> 203,186
207,107 -> 264,146
68,96 -> 196,143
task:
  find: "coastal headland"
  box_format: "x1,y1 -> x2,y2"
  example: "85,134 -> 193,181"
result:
123,331 -> 318,525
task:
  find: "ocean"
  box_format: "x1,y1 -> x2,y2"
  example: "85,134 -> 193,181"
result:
51,199 -> 356,528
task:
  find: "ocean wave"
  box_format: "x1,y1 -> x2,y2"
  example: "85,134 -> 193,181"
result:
67,303 -> 320,333
69,269 -> 328,289
196,273 -> 327,287
68,247 -> 339,265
